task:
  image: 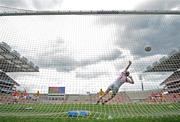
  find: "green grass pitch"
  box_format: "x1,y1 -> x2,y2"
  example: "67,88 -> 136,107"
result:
0,103 -> 180,122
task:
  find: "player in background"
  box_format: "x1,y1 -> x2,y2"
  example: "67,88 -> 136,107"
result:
96,61 -> 134,104
97,88 -> 105,103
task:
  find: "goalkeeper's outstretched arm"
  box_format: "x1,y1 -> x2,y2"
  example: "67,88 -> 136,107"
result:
125,61 -> 132,72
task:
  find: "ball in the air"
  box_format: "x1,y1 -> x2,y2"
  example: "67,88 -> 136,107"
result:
144,46 -> 151,52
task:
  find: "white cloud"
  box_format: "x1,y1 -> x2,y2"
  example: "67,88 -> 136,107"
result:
0,0 -> 63,10
60,0 -> 145,10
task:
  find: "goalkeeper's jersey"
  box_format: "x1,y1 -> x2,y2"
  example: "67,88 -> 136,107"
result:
112,71 -> 128,89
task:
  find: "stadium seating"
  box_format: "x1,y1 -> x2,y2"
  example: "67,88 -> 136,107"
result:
145,92 -> 180,103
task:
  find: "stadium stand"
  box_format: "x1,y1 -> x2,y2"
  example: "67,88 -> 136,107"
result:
33,92 -> 132,104
44,92 -> 131,104
160,70 -> 180,93
126,91 -> 154,103
145,91 -> 180,103
0,70 -> 19,94
145,49 -> 180,72
0,42 -> 39,104
0,93 -> 14,104
145,49 -> 180,102
0,42 -> 39,72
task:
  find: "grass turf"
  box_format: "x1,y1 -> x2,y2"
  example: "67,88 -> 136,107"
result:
1,116 -> 180,122
0,102 -> 180,122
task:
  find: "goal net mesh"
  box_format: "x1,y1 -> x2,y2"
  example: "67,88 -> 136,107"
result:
0,6 -> 180,120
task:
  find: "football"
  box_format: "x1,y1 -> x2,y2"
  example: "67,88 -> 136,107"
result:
145,46 -> 151,52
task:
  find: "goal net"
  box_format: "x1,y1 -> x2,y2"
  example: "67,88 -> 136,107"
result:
0,6 -> 180,120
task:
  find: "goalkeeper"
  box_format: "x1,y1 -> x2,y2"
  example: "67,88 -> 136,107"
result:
96,61 -> 134,104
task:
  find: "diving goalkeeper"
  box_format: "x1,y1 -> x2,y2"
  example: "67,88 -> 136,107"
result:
96,61 -> 134,104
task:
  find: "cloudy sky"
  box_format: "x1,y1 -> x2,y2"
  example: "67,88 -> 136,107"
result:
0,0 -> 180,94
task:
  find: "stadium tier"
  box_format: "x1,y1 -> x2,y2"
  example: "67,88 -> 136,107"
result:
160,70 -> 180,93
0,42 -> 39,72
145,49 -> 180,72
0,70 -> 19,94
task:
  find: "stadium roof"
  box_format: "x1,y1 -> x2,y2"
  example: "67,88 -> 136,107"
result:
160,70 -> 180,85
0,42 -> 39,72
145,49 -> 180,72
